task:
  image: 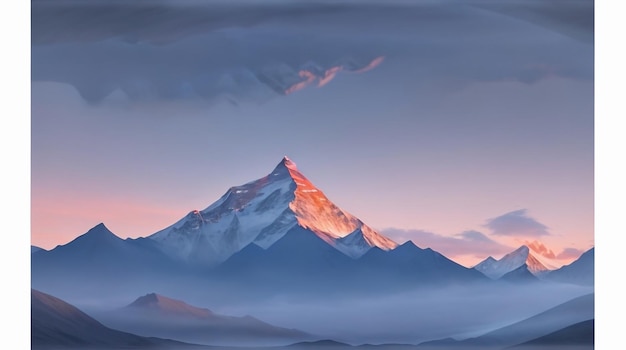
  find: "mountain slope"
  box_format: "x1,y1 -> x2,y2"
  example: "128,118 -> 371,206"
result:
31,223 -> 188,302
31,289 -> 184,349
512,319 -> 594,348
215,225 -> 356,292
546,247 -> 594,286
499,264 -> 541,283
127,293 -> 215,319
441,293 -> 594,348
355,241 -> 489,287
149,157 -> 397,266
97,292 -> 313,347
32,223 -> 179,274
474,245 -> 550,279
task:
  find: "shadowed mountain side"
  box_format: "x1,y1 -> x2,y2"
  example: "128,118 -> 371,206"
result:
355,241 -> 489,286
211,230 -> 490,298
498,265 -> 542,284
96,292 -> 313,347
545,248 -> 594,286
31,223 -> 200,302
31,289 -> 197,349
511,319 -> 593,349
31,223 -> 185,275
421,293 -> 594,349
214,225 -> 353,287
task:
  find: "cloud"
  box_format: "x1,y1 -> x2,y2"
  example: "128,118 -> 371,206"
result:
485,209 -> 550,237
556,247 -> 584,260
31,1 -> 593,106
259,57 -> 385,95
525,240 -> 556,259
382,228 -> 513,259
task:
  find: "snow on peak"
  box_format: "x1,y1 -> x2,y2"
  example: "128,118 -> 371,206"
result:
149,157 -> 397,266
474,245 -> 550,279
281,156 -> 297,169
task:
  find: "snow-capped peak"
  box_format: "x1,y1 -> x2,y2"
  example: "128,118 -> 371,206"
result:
474,245 -> 550,279
149,157 -> 397,266
279,156 -> 297,170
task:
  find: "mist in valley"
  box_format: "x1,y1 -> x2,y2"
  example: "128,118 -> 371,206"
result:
69,281 -> 594,346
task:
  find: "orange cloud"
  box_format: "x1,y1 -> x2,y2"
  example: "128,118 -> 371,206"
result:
525,240 -> 556,259
351,56 -> 385,73
282,56 -> 385,94
284,70 -> 317,95
318,66 -> 343,87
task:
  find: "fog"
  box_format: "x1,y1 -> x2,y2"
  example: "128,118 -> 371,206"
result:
73,281 -> 593,346
210,284 -> 591,344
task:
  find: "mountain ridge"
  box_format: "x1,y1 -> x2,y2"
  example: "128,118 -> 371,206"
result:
148,157 -> 397,266
474,245 -> 551,279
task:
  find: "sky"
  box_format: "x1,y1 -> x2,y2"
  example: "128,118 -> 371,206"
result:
30,0 -> 595,267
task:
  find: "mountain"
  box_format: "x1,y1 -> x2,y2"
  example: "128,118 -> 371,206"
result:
96,292 -> 313,347
31,223 -> 187,301
545,247 -> 594,286
218,225 -> 354,278
31,158 -> 493,303
31,245 -> 45,254
423,293 -> 594,348
511,319 -> 594,348
31,289 -> 187,349
126,293 -> 215,319
499,264 -> 541,283
149,157 -> 397,267
32,223 -> 178,273
212,225 -> 363,297
213,235 -> 489,297
354,241 -> 489,287
474,245 -> 550,279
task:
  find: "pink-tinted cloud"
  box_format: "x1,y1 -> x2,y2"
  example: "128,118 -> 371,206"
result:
351,56 -> 385,73
556,247 -> 585,260
284,70 -> 317,95
318,66 -> 343,87
485,209 -> 550,237
381,228 -> 513,259
525,240 -> 557,259
282,56 -> 385,94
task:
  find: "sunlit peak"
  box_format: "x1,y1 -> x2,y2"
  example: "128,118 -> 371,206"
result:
280,156 -> 298,170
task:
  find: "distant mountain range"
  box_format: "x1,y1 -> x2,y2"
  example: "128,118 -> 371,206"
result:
471,244 -> 594,286
473,245 -> 551,279
421,293 -> 594,349
31,289 -> 190,349
33,287 -> 594,350
95,292 -> 312,346
511,319 -> 593,348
